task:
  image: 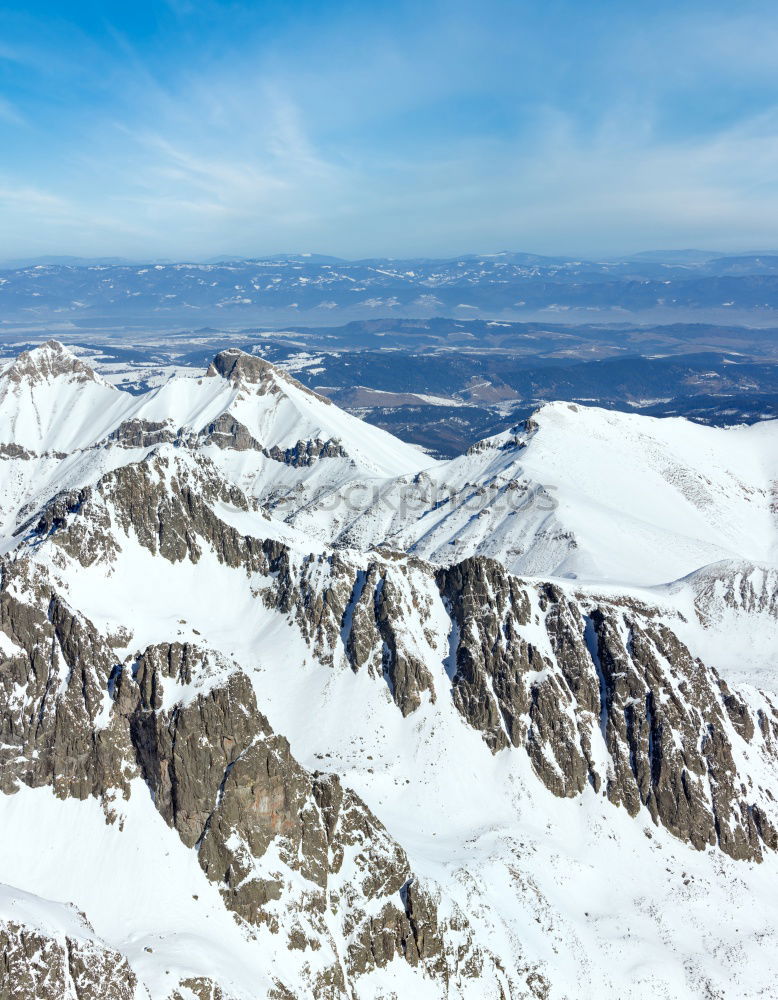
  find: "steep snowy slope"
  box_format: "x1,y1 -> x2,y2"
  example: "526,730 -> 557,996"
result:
288,400 -> 778,586
512,403 -> 777,582
660,560 -> 778,689
0,341 -> 136,454
1,340 -> 778,999
4,342 -> 774,591
0,341 -> 432,542
0,342 -> 143,542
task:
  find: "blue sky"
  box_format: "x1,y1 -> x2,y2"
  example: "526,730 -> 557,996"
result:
1,0 -> 777,259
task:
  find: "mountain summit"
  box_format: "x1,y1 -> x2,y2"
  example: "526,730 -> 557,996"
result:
205,346 -> 327,398
1,339 -> 105,386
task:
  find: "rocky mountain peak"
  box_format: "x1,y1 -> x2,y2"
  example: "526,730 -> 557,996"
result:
206,347 -> 277,385
1,340 -> 104,387
206,346 -> 331,403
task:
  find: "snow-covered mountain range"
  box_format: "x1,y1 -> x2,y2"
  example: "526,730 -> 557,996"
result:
1,340 -> 777,999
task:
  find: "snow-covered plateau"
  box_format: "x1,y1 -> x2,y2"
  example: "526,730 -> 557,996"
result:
0,340 -> 777,999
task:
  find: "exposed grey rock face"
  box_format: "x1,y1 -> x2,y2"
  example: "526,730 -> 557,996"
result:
21,452 -> 267,570
205,348 -> 332,406
200,413 -> 263,452
109,419 -> 180,449
18,487 -> 93,539
0,920 -> 142,1000
0,551 -> 491,995
437,558 -> 535,754
206,349 -> 281,386
170,979 -> 230,1000
0,442 -> 36,460
263,438 -> 347,467
200,412 -> 347,466
0,340 -> 102,388
437,558 -> 778,861
371,571 -> 437,716
260,548 -> 437,714
13,454 -> 778,865
0,567 -> 131,802
119,639 -> 463,987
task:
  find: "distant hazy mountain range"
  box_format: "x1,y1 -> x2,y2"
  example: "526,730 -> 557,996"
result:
1,249 -> 777,459
3,250 -> 778,324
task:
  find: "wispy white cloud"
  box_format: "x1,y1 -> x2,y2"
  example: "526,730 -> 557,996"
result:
0,182 -> 71,213
0,95 -> 24,125
2,1 -> 778,257
130,133 -> 290,200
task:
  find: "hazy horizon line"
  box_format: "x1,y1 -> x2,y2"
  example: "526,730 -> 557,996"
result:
4,246 -> 778,269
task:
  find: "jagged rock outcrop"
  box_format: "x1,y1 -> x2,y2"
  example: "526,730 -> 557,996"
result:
264,438 -> 347,467
261,548 -> 437,714
0,886 -> 143,1000
200,413 -> 262,452
0,920 -> 142,1000
21,451 -> 269,571
170,979 -> 230,1000
0,556 -> 489,995
437,557 -> 778,861
12,453 -> 778,865
205,349 -> 332,406
206,349 -> 281,386
200,412 -> 347,466
0,568 -> 131,802
0,442 -> 36,460
438,558 -> 535,754
0,340 -> 103,388
109,418 -> 180,449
